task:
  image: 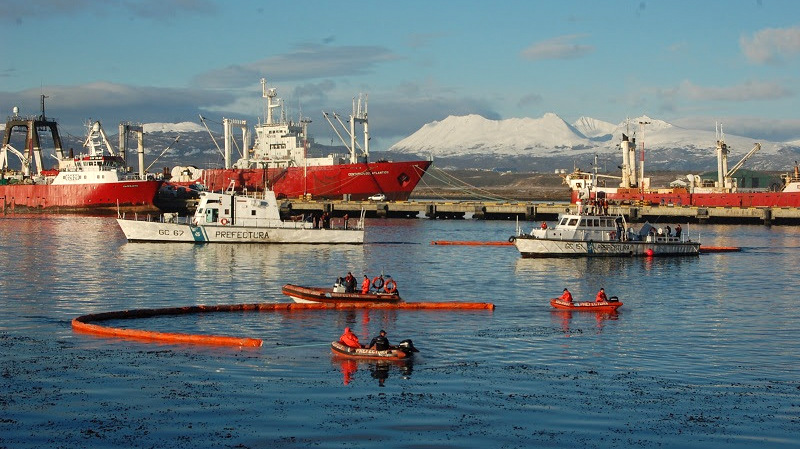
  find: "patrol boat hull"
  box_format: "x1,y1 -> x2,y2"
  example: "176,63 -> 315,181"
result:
512,211 -> 700,258
116,182 -> 365,244
116,219 -> 363,244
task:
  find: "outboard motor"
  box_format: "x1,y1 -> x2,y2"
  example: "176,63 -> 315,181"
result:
608,296 -> 619,302
397,339 -> 419,353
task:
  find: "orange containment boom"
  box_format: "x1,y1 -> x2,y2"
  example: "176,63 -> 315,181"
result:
71,302 -> 495,347
700,246 -> 741,253
431,241 -> 513,246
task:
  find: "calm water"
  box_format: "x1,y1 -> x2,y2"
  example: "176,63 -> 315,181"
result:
1,215 -> 799,448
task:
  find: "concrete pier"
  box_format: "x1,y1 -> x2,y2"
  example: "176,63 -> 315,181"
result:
280,199 -> 800,224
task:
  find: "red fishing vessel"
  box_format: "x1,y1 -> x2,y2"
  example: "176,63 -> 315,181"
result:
0,98 -> 163,213
170,79 -> 431,200
565,124 -> 800,208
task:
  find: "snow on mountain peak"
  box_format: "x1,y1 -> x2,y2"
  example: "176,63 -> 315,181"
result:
572,116 -> 616,138
388,113 -> 793,166
389,113 -> 593,157
143,122 -> 205,133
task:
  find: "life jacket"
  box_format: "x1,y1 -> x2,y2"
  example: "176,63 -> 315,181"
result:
372,335 -> 389,351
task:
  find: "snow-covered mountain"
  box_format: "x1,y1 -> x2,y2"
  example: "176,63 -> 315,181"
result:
388,113 -> 800,172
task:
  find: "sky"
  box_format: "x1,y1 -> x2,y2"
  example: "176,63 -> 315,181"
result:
2,0 -> 800,150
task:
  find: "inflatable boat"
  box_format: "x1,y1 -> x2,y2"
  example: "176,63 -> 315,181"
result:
550,297 -> 623,311
331,339 -> 418,360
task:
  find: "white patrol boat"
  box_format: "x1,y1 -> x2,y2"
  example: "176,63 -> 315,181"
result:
510,210 -> 699,258
116,182 -> 364,244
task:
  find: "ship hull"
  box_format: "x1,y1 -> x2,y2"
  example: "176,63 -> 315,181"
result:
196,160 -> 431,200
571,188 -> 800,208
514,236 -> 700,258
0,180 -> 163,214
116,220 -> 364,244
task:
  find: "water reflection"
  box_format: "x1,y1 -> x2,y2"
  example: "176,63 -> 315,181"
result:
333,357 -> 414,387
551,309 -> 619,336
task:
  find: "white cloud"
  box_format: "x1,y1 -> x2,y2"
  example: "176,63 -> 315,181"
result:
740,26 -> 800,64
521,35 -> 594,61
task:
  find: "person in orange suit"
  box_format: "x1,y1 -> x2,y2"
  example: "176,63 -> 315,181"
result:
559,288 -> 573,303
361,275 -> 371,294
595,288 -> 608,303
339,327 -> 361,348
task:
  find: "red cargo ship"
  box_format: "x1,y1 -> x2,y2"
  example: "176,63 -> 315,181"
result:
565,125 -> 800,208
170,79 -> 431,200
0,99 -> 163,213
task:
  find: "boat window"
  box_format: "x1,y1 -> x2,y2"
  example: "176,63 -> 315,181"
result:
251,210 -> 256,216
205,208 -> 218,223
560,218 -> 568,225
593,219 -> 600,227
585,219 -> 593,227
567,218 -> 578,226
224,209 -> 230,215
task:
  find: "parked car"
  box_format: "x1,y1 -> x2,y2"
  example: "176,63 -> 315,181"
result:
368,193 -> 387,201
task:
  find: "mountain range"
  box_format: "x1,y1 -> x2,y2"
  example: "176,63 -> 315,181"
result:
388,114 -> 800,173
4,113 -> 800,174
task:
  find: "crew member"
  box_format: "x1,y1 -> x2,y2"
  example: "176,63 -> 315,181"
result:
361,275 -> 371,294
344,272 -> 356,293
541,221 -> 548,230
339,327 -> 361,348
369,330 -> 391,351
595,288 -> 608,303
559,288 -> 573,303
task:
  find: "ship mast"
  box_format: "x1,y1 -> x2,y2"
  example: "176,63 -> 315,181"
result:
322,93 -> 370,164
716,122 -> 729,189
350,94 -> 368,163
638,120 -> 650,194
619,119 -> 637,188
262,78 -> 280,125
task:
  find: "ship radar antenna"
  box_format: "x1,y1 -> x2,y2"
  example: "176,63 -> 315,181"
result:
261,78 -> 279,124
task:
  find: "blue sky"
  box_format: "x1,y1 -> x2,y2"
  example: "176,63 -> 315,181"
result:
2,0 -> 800,149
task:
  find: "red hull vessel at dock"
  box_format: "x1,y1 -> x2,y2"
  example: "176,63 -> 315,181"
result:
1,181 -> 163,214
198,160 -> 430,201
1,99 -> 163,214
170,79 -> 431,200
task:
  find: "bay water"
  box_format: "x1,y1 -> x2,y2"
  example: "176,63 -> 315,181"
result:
1,215 -> 798,448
